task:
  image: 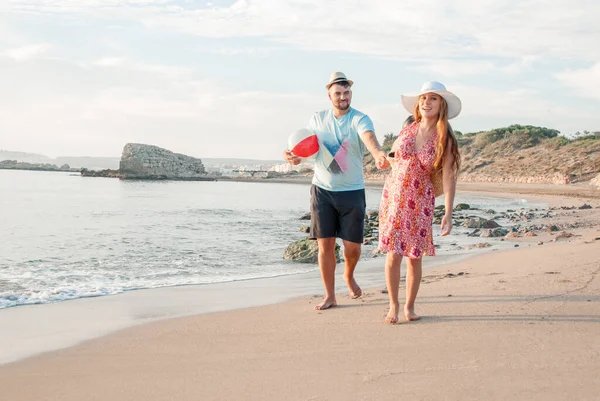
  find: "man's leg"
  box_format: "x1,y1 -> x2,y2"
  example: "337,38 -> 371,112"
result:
309,185 -> 339,311
342,240 -> 362,298
336,188 -> 366,299
405,257 -> 422,321
315,237 -> 338,310
384,252 -> 403,323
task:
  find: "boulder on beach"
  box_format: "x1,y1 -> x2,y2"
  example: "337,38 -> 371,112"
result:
454,203 -> 471,211
480,228 -> 509,237
463,217 -> 501,229
299,212 -> 311,220
283,238 -> 341,263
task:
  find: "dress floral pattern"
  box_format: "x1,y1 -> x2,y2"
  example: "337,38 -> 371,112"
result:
378,121 -> 438,258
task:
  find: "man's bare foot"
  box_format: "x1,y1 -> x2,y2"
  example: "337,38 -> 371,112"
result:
344,276 -> 362,298
314,296 -> 337,310
386,302 -> 400,324
404,305 -> 421,321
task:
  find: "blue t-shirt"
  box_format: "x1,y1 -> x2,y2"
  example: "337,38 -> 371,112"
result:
308,107 -> 374,192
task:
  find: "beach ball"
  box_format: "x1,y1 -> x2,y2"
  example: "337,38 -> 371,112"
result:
288,128 -> 319,159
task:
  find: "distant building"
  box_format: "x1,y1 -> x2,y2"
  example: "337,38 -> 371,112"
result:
205,160 -> 314,177
269,163 -> 314,173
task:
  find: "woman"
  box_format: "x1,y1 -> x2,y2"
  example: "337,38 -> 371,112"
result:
378,81 -> 461,323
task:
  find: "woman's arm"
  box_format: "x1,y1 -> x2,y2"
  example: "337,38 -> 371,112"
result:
440,140 -> 456,236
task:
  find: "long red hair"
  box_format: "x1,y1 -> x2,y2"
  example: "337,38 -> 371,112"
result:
413,97 -> 461,175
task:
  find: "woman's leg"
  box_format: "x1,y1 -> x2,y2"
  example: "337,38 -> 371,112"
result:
405,257 -> 423,321
384,252 -> 403,323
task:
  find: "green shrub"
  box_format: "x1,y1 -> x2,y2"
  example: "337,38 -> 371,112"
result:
545,136 -> 570,149
382,133 -> 397,152
472,132 -> 495,149
572,132 -> 600,142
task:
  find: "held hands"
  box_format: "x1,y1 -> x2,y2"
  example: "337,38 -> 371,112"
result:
441,214 -> 453,236
283,150 -> 301,165
374,150 -> 390,170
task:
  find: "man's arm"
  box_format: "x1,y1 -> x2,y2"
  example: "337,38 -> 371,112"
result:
284,115 -> 315,165
360,130 -> 390,170
283,149 -> 301,165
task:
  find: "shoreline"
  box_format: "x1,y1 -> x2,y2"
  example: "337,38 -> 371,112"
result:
0,245 -> 492,366
224,175 -> 600,201
4,168 -> 599,201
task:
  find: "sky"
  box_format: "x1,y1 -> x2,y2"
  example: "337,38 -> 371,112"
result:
1,0 -> 599,160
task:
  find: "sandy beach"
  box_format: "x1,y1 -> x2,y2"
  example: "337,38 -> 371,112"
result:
1,182 -> 599,401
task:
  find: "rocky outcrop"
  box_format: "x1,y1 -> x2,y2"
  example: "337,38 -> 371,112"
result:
119,143 -> 209,180
459,172 -> 573,185
462,217 -> 501,229
80,168 -> 121,178
0,160 -> 79,173
283,238 -> 341,263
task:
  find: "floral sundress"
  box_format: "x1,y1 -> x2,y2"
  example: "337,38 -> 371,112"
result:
378,121 -> 438,258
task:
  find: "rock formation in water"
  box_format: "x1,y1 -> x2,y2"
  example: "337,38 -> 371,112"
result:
0,160 -> 79,173
119,143 -> 210,180
80,168 -> 121,178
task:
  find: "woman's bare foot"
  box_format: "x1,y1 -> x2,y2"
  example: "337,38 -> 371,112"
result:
386,302 -> 400,324
344,276 -> 362,298
404,305 -> 421,321
314,296 -> 337,310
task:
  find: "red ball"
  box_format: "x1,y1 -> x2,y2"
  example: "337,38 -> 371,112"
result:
288,129 -> 319,158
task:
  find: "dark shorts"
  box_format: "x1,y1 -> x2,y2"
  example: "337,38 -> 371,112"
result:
309,185 -> 366,244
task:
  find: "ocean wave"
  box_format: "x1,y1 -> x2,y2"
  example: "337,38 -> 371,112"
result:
0,264 -> 317,309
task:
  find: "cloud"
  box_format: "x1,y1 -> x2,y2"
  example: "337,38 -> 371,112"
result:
4,44 -> 53,61
209,47 -> 276,56
555,63 -> 600,102
408,60 -> 498,78
0,54 -> 325,158
92,57 -> 124,67
90,57 -> 193,78
408,56 -> 543,79
4,0 -> 599,63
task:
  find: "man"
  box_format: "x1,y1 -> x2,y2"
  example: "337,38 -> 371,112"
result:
284,72 -> 389,310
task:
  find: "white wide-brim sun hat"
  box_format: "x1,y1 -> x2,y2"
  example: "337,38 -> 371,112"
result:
401,81 -> 462,120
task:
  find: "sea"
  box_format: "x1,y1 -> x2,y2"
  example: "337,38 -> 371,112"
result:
0,169 -> 544,310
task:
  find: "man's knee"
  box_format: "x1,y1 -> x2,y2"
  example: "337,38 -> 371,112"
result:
317,238 -> 337,255
343,241 -> 361,258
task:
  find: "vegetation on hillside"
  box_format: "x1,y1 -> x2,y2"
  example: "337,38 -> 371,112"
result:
459,125 -> 560,150
364,125 -> 600,182
376,124 -> 599,152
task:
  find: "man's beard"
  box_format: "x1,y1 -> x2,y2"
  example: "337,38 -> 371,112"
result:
335,102 -> 350,111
